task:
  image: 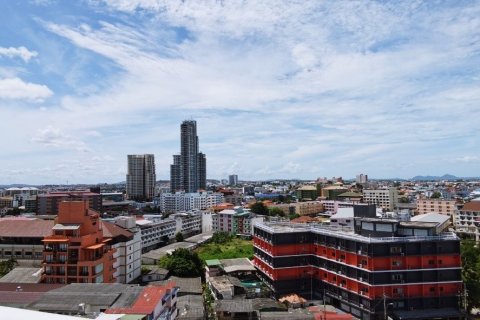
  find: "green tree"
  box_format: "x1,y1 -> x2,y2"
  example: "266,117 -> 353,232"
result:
0,257 -> 18,277
175,232 -> 184,242
461,240 -> 480,312
250,202 -> 269,215
430,192 -> 442,199
268,207 -> 285,217
211,231 -> 233,244
159,248 -> 203,277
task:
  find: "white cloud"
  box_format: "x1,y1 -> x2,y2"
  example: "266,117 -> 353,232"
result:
0,78 -> 53,102
455,156 -> 479,163
31,126 -> 91,152
0,46 -> 38,62
2,1 -> 480,183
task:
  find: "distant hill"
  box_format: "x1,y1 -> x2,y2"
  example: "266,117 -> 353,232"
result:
410,174 -> 479,181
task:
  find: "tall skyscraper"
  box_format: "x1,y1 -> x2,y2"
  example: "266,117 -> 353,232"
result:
170,120 -> 207,193
228,174 -> 238,186
126,154 -> 156,201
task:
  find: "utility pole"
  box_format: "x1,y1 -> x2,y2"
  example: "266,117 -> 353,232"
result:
383,289 -> 387,320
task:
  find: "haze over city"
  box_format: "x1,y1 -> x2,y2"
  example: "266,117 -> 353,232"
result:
1,1 -> 480,184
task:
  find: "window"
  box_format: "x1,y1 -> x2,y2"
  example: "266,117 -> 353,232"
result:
392,274 -> 403,281
390,246 -> 402,254
392,260 -> 402,267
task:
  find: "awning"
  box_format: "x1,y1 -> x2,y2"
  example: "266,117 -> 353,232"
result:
86,243 -> 104,250
42,238 -> 69,242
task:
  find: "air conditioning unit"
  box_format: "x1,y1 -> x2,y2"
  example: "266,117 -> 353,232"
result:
338,271 -> 342,275
359,277 -> 363,282
358,264 -> 363,268
360,304 -> 364,308
358,250 -> 362,255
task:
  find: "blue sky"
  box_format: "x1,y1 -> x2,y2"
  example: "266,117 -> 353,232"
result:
1,0 -> 480,184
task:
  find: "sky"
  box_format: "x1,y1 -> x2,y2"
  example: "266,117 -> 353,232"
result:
0,0 -> 480,184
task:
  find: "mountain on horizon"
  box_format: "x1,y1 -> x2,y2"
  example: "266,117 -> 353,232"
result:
411,174 -> 461,181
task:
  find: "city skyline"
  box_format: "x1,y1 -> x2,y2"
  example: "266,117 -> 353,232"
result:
1,1 -> 480,184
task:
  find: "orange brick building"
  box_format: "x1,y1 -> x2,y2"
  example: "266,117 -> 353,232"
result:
42,201 -> 116,284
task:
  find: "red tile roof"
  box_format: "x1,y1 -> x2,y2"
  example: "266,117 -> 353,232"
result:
461,201 -> 480,212
0,219 -> 54,238
102,221 -> 134,238
106,283 -> 175,315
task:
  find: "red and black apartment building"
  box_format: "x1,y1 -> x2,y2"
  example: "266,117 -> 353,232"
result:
253,209 -> 463,320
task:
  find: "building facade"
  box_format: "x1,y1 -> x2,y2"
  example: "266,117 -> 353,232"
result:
363,187 -> 398,211
103,217 -> 142,284
213,208 -> 264,235
126,154 -> 156,202
37,191 -> 101,216
170,120 -> 207,193
228,174 -> 238,186
454,201 -> 480,242
253,220 -> 462,320
137,218 -> 177,252
159,191 -> 224,213
42,201 -> 116,284
416,199 -> 456,216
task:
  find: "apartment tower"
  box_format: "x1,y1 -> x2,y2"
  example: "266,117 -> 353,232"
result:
170,120 -> 207,193
126,154 -> 156,201
42,201 -> 116,284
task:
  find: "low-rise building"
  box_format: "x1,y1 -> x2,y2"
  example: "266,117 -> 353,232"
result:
37,191 -> 101,215
136,217 -> 176,252
0,217 -> 53,260
170,211 -> 202,237
363,187 -> 398,211
416,198 -> 456,216
213,208 -> 264,235
454,201 -> 480,242
159,191 -> 224,213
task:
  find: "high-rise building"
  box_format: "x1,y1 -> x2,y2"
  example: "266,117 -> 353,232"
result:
126,154 -> 156,201
356,173 -> 368,184
170,120 -> 207,193
228,174 -> 238,186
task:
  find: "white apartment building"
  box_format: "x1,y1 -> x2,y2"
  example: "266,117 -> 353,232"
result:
320,200 -> 356,215
170,211 -> 202,236
362,187 -> 398,211
416,198 -> 456,216
454,201 -> 480,242
107,216 -> 142,284
136,218 -> 176,252
212,208 -> 264,235
159,191 -> 224,213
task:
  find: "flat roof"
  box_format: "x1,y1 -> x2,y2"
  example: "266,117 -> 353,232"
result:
0,268 -> 42,284
205,259 -> 222,267
52,224 -> 80,231
255,222 -> 458,243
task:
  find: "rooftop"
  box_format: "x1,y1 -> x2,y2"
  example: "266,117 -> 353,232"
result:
176,295 -> 205,320
152,277 -> 202,295
461,201 -> 480,212
255,222 -> 459,243
0,268 -> 42,284
0,219 -> 54,238
220,258 -> 256,273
